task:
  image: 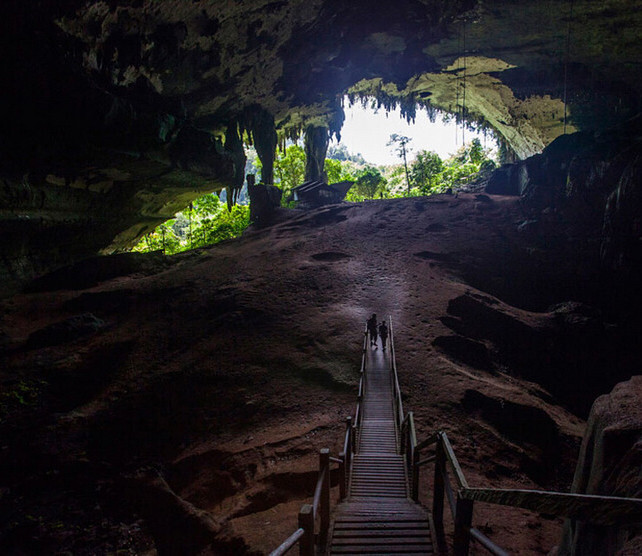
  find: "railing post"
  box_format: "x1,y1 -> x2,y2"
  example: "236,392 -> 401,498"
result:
319,448 -> 330,546
345,416 -> 353,475
298,504 -> 314,556
453,496 -> 474,556
433,434 -> 446,534
338,452 -> 346,500
412,446 -> 420,502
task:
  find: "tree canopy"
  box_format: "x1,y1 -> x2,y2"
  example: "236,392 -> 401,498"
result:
348,166 -> 387,200
132,194 -> 249,255
410,150 -> 443,190
274,144 -> 305,200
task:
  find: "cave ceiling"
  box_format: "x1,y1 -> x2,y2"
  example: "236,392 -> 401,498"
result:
1,0 -> 641,290
54,0 -> 642,153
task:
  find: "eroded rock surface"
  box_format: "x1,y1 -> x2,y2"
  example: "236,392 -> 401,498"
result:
559,377 -> 642,555
2,193 -> 622,554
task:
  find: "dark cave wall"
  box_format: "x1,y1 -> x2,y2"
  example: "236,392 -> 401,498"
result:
484,118 -> 642,320
1,0 -> 641,292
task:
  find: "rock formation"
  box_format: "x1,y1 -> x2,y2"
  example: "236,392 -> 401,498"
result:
1,0 -> 641,292
559,377 -> 642,555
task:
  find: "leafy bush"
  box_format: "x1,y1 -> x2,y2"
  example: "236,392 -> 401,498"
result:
346,166 -> 387,201
132,194 -> 249,254
274,144 -> 305,202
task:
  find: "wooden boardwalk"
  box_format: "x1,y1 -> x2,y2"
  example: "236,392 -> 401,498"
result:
271,321 -> 642,556
329,339 -> 434,554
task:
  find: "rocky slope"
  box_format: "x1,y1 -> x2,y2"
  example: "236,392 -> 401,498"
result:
2,193 -> 639,554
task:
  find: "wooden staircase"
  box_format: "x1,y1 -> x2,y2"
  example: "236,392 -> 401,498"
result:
270,319 -> 642,556
329,338 -> 434,554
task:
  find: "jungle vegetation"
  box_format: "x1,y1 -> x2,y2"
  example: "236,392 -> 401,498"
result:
132,137 -> 495,254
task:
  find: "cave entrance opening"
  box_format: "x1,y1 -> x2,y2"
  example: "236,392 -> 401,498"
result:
275,96 -> 499,201
336,95 -> 497,166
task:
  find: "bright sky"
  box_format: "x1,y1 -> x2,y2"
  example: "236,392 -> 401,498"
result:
332,101 -> 496,166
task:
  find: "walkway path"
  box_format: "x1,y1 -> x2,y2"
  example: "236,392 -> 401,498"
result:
329,338 -> 434,554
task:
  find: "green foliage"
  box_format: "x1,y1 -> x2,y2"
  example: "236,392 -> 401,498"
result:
190,202 -> 250,247
406,139 -> 497,195
387,134 -> 412,159
469,138 -> 484,164
327,143 -> 366,165
274,144 -> 305,201
346,166 -> 387,201
388,134 -> 413,193
410,150 -> 444,191
363,139 -> 498,199
132,194 -> 249,254
324,158 -> 355,184
134,220 -> 182,255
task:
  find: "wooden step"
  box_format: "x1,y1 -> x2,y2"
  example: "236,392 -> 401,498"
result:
329,336 -> 433,554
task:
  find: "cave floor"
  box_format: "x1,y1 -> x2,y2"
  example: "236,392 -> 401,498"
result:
0,193 -> 596,554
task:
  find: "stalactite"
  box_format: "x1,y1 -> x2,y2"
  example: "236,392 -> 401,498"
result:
224,121 -> 246,209
240,106 -> 277,185
304,125 -> 329,183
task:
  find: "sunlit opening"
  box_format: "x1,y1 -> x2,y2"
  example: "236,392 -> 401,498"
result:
333,98 -> 498,166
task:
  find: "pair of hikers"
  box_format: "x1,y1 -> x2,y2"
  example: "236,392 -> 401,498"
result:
367,313 -> 388,350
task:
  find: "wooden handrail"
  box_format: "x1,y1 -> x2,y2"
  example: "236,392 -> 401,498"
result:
461,488 -> 642,526
440,432 -> 469,489
271,449 -> 335,556
469,528 -> 509,556
270,321 -> 371,555
269,528 -> 305,556
415,432 -> 439,452
409,428 -> 642,555
388,317 -> 405,429
443,467 -> 457,518
311,465 -> 327,514
408,412 -> 418,451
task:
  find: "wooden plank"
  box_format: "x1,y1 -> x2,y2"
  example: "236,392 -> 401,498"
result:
332,543 -> 433,552
330,322 -> 434,555
350,473 -> 406,478
333,529 -> 432,538
334,522 -> 429,529
335,512 -> 427,517
333,537 -> 432,545
349,495 -> 408,498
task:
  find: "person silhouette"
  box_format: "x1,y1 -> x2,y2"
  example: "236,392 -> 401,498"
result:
367,313 -> 378,348
378,320 -> 388,351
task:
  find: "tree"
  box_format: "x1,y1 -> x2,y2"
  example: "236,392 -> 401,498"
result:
324,158 -> 355,184
131,193 -> 250,254
352,166 -> 386,199
410,150 -> 444,191
387,134 -> 412,194
469,138 -> 484,164
274,144 -> 305,201
327,143 -> 366,165
327,143 -> 349,161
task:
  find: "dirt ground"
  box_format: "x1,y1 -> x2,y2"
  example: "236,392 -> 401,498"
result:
1,193 -> 610,554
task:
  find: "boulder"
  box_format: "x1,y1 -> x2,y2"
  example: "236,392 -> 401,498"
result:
558,376 -> 642,555
248,181 -> 282,227
485,164 -> 521,196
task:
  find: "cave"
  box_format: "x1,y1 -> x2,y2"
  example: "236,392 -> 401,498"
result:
1,1 -> 641,554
